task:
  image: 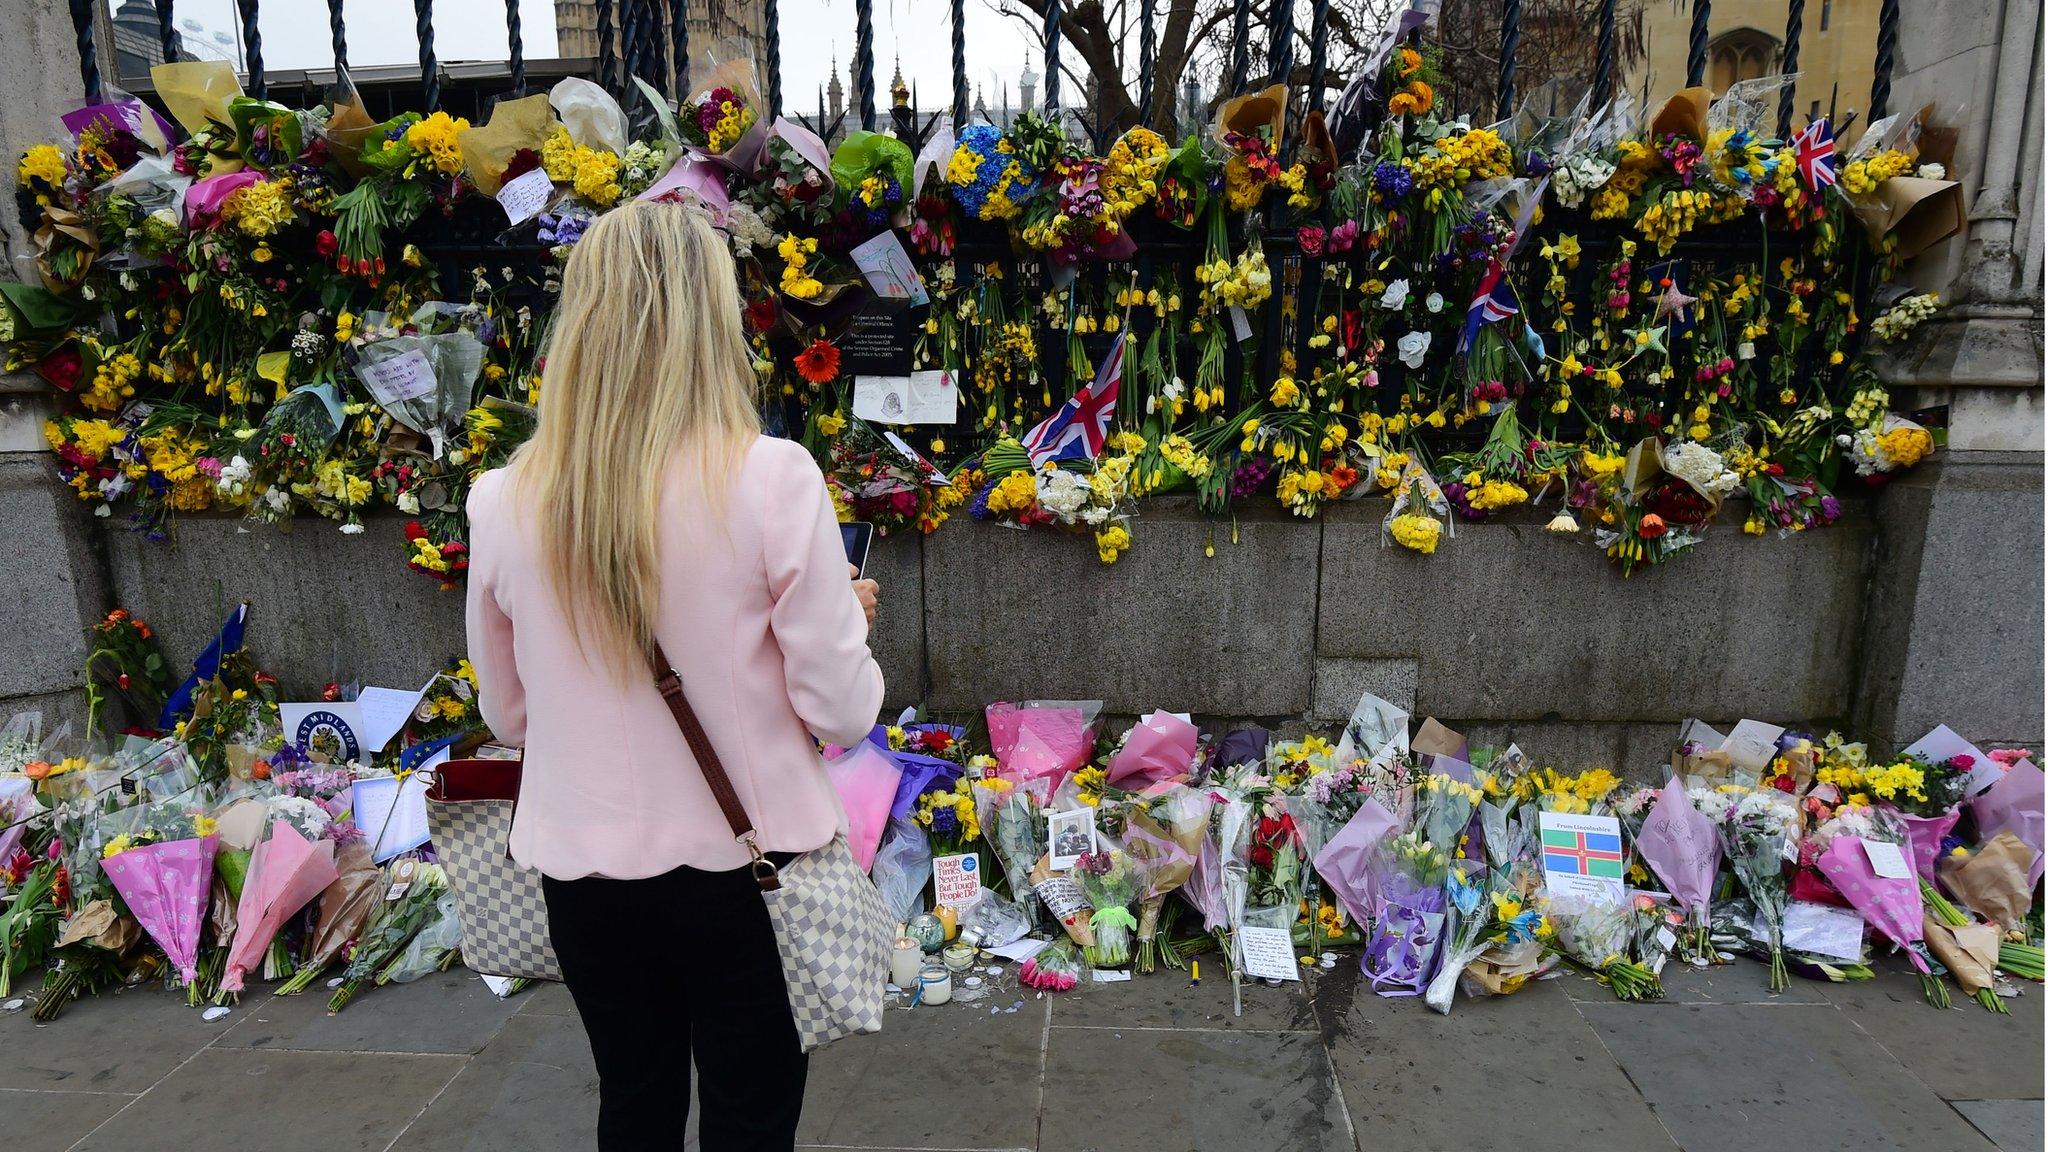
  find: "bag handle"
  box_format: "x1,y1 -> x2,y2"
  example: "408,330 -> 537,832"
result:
651,641 -> 781,890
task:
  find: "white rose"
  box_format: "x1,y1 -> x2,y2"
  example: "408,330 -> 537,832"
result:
1424,292 -> 1445,313
1378,278 -> 1410,310
1396,330 -> 1432,369
1916,162 -> 1945,180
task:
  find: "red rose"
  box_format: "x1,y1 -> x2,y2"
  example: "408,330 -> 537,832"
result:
315,230 -> 339,257
35,346 -> 86,392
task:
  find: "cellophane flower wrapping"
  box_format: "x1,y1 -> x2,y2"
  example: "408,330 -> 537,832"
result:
1414,771 -> 1483,860
1968,759 -> 2044,885
1424,861 -> 1494,1013
220,819 -> 339,993
1894,808 -> 1961,883
1814,811 -> 1931,973
1362,830 -> 1451,996
1124,785 -> 1215,963
1720,788 -> 1800,988
1310,797 -> 1401,930
824,741 -> 903,871
101,833 -> 219,983
1020,936 -> 1082,992
1635,777 -> 1722,955
869,815 -> 933,924
981,776 -> 1049,903
375,891 -> 462,984
1072,850 -> 1142,968
1551,894 -> 1633,971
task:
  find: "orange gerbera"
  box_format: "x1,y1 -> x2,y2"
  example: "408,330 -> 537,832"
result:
794,339 -> 841,384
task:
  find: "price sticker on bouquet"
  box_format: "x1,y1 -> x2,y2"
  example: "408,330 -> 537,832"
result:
933,853 -> 982,907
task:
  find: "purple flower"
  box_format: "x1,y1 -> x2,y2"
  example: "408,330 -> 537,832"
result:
929,806 -> 958,837
1372,161 -> 1413,199
1819,495 -> 1842,522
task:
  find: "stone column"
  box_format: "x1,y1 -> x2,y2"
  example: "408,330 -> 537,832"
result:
0,0 -> 116,728
1853,0 -> 2044,751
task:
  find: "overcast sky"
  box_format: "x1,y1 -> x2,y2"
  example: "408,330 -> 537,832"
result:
167,0 -> 1040,109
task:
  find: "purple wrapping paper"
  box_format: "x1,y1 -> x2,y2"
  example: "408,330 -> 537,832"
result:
184,170 -> 263,229
637,155 -> 730,222
1208,727 -> 1272,774
1969,762 -> 2045,886
63,100 -> 177,150
1362,871 -> 1447,996
1180,833 -> 1227,931
886,750 -> 963,819
1311,798 -> 1401,929
1816,836 -> 1928,970
1896,809 -> 1961,883
1637,777 -> 1721,916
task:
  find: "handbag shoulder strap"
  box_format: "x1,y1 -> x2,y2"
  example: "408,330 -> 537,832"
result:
650,641 -> 780,889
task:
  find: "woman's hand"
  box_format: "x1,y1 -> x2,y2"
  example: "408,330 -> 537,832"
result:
849,564 -> 879,630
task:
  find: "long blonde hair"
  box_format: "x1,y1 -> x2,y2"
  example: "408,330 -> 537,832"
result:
510,199 -> 760,676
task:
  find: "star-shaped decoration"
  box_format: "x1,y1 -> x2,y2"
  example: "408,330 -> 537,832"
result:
1623,321 -> 1668,356
1654,280 -> 1698,323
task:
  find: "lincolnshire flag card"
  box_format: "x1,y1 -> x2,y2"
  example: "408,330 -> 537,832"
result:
1539,811 -> 1627,904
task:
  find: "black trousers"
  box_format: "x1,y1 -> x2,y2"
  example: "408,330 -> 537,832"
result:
543,859 -> 807,1152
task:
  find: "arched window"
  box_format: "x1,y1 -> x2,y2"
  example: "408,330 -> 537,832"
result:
1707,27 -> 1782,92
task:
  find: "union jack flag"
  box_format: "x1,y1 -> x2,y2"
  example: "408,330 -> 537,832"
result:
1458,262 -> 1520,352
1792,118 -> 1838,192
1021,333 -> 1124,467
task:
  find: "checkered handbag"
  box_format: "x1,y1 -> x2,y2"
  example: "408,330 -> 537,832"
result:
652,644 -> 892,1053
424,758 -> 561,981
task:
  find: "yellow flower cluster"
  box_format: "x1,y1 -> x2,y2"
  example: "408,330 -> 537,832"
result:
1411,129 -> 1512,190
1157,432 -> 1210,480
17,143 -> 65,188
1277,467 -> 1340,515
1465,477 -> 1529,510
1094,523 -> 1132,563
221,178 -> 295,238
706,99 -> 755,153
1102,128 -> 1169,224
404,111 -> 471,176
984,469 -> 1039,516
1634,187 -> 1745,254
1877,424 -> 1932,468
1841,149 -> 1913,196
1071,765 -> 1109,806
1519,766 -> 1621,811
83,350 -> 142,412
1195,248 -> 1272,309
1865,760 -> 1928,804
1390,511 -> 1441,554
777,233 -> 823,299
541,127 -> 621,206
315,458 -> 372,507
914,779 -> 981,841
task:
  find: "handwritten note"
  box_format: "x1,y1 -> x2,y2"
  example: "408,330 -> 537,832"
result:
1776,900 -> 1867,963
1719,719 -> 1787,772
853,371 -> 958,425
1860,837 -> 1912,880
354,349 -> 438,407
497,166 -> 555,225
1238,925 -> 1301,982
354,684 -> 428,753
350,768 -> 435,863
850,230 -> 929,305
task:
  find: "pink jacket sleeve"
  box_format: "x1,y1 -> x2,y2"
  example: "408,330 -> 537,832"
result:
465,473 -> 528,745
760,442 -> 885,748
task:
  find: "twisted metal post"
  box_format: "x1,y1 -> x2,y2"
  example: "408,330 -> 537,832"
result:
1228,0 -> 1250,94
1305,0 -> 1330,111
1869,0 -> 1898,119
763,0 -> 780,115
1775,0 -> 1804,136
68,0 -> 100,102
853,0 -> 877,129
951,0 -> 969,128
619,0 -> 640,92
1592,0 -> 1616,108
415,0 -> 438,111
1042,0 -> 1061,114
1686,0 -> 1710,88
238,0 -> 265,99
327,0 -> 347,73
1496,0 -> 1520,122
507,0 -> 526,94
670,0 -> 690,98
1267,0 -> 1294,88
1137,0 -> 1155,124
595,0 -> 616,91
158,0 -> 182,74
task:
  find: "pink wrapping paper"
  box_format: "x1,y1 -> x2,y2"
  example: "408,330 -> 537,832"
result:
825,741 -> 902,871
222,820 -> 338,992
637,155 -> 730,223
1105,712 -> 1199,789
1179,833 -> 1227,931
1816,836 -> 1928,972
184,170 -> 263,229
1969,761 -> 2044,885
985,703 -> 1091,788
1896,809 -> 1961,883
104,834 -> 218,982
1637,777 -> 1721,918
1311,798 -> 1401,930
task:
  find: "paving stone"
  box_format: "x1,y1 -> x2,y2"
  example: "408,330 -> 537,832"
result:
1818,959 -> 2044,1100
0,983 -> 246,1093
1950,1100 -> 2045,1152
1318,965 -> 1675,1151
515,980 -> 577,1017
1040,1025 -> 1349,1152
0,1087 -> 133,1152
1558,956 -> 1831,1005
220,968 -> 522,1055
387,1012 -> 600,1152
1049,963 -> 1320,1032
71,1047 -> 465,1152
797,997 -> 1047,1150
1580,999 -> 1995,1152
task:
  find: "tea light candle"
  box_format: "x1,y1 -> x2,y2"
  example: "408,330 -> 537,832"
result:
890,937 -> 923,990
942,943 -> 975,972
917,963 -> 952,1005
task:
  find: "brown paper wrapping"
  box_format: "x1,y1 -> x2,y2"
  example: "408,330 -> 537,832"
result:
293,842 -> 387,982
1412,717 -> 1466,761
1924,917 -> 2000,994
457,93 -> 555,195
34,207 -> 99,294
1623,436 -> 1665,497
1851,176 -> 1964,261
324,94 -> 380,179
1299,110 -> 1335,170
1463,938 -> 1549,996
208,870 -> 239,942
1672,748 -> 1737,784
1215,84 -> 1290,150
1938,833 -> 2038,931
1649,87 -> 1713,142
58,899 -> 143,954
151,61 -> 244,134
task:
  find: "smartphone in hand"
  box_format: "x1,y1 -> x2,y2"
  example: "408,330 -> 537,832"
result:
840,521 -> 874,577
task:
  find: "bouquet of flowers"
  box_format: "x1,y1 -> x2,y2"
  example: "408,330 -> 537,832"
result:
1,839 -> 67,996
329,860 -> 447,1011
1549,893 -> 1663,1000
1424,862 -> 1495,1013
1861,752 -> 1972,880
1635,777 -> 1723,961
1812,805 -> 1946,1006
1072,849 -> 1143,968
1414,771 -> 1483,859
1020,936 -> 1083,992
1362,830 -> 1451,997
1719,787 -> 1800,991
1123,785 -> 1214,972
83,608 -> 172,735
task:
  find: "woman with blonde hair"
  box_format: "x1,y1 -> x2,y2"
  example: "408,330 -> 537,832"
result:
466,198 -> 882,1151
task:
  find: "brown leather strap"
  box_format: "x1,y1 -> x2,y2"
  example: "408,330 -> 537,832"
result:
650,641 -> 782,890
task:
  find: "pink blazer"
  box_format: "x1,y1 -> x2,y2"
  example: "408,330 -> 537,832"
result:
464,436 -> 884,880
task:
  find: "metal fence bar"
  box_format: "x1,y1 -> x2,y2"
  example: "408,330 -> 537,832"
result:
854,0 -> 877,129
67,0 -> 100,102
596,0 -> 617,91
415,0 -> 438,110
1870,0 -> 1898,119
1042,1 -> 1061,113
1592,0 -> 1616,107
670,0 -> 691,98
1268,0 -> 1294,87
1776,0 -> 1803,135
507,0 -> 526,95
1305,0 -> 1329,111
1686,0 -> 1710,88
239,0 -> 266,99
1496,0 -> 1520,122
952,0 -> 969,128
763,0 -> 781,116
619,0 -> 640,92
157,0 -> 181,74
1137,0 -> 1155,124
1228,0 -> 1250,94
328,0 -> 348,74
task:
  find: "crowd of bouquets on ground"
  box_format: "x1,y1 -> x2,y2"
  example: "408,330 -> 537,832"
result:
2,604 -> 2040,1022
10,47 -> 1959,582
